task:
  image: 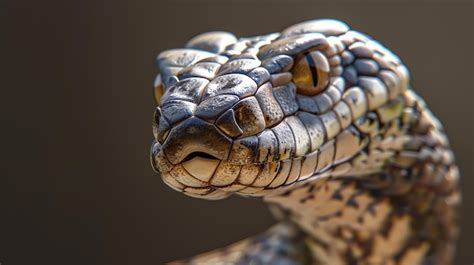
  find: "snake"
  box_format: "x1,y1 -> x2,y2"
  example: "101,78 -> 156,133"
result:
150,19 -> 460,265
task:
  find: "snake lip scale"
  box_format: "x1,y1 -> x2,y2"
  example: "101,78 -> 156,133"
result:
150,19 -> 460,265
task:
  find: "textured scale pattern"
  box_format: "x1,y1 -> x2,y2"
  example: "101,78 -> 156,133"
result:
150,19 -> 460,264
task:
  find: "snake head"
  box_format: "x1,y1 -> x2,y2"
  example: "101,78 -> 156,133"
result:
151,19 -> 410,200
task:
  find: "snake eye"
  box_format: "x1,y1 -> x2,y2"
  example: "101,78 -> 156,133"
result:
291,50 -> 330,96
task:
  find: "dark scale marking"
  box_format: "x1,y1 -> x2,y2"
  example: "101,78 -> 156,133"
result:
347,197 -> 359,208
299,194 -> 314,204
344,240 -> 360,265
366,112 -> 379,125
379,212 -> 401,238
394,239 -> 428,263
366,200 -> 380,217
317,210 -> 343,221
362,145 -> 370,155
331,189 -> 344,201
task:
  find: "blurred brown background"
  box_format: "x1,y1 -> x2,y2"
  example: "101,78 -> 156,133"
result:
1,0 -> 473,264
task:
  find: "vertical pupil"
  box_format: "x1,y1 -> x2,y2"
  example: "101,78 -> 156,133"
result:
304,52 -> 319,88
292,50 -> 330,96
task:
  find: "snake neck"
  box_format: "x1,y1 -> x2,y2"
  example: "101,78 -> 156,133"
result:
264,89 -> 460,265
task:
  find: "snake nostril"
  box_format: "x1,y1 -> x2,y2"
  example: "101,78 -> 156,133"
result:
182,152 -> 219,162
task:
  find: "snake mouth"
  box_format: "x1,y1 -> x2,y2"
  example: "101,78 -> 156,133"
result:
182,152 -> 219,163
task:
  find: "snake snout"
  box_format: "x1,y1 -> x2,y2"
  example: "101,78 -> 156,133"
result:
160,116 -> 232,165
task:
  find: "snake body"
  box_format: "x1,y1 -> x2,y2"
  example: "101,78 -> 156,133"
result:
151,19 -> 460,264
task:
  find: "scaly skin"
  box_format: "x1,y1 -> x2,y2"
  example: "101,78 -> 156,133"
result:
150,19 -> 460,264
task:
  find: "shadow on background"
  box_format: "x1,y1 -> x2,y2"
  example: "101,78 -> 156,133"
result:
1,1 -> 473,264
